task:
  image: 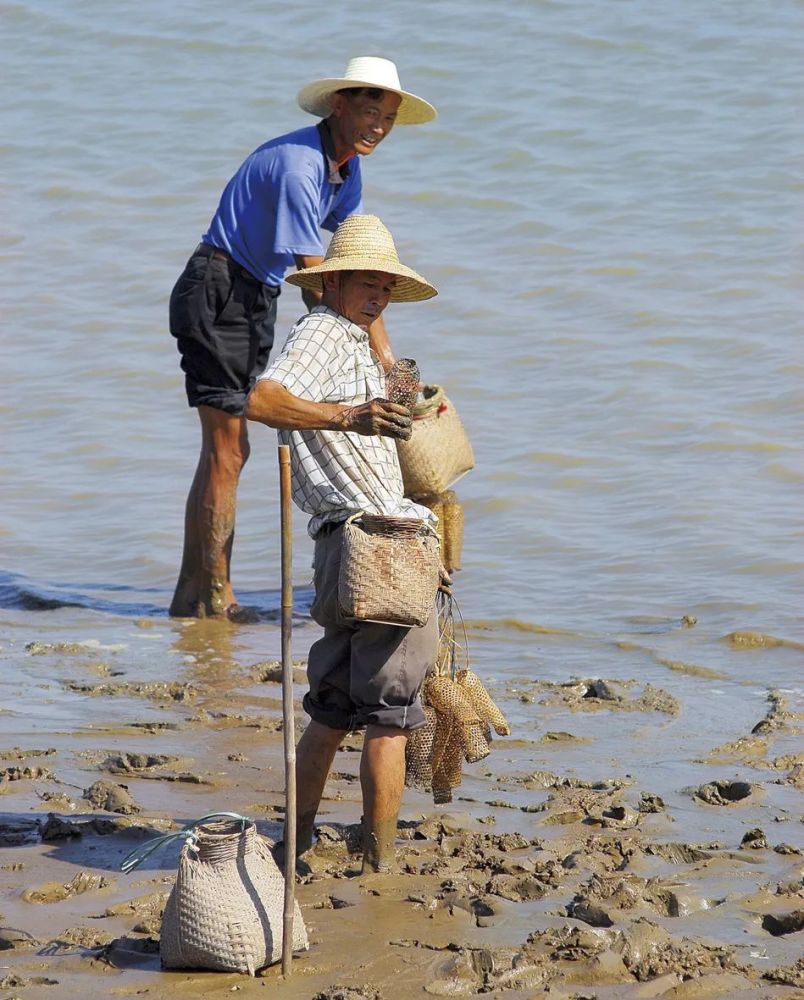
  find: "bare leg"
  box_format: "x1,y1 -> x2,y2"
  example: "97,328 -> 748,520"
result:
170,405 -> 250,617
360,724 -> 407,873
293,720 -> 347,855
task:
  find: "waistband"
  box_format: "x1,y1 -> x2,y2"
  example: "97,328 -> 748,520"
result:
313,519 -> 346,540
194,243 -> 278,291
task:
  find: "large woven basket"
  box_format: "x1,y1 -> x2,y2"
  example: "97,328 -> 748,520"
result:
397,385 -> 474,498
338,512 -> 440,627
160,817 -> 308,975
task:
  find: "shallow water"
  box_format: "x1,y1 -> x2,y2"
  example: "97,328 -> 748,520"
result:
1,1 -> 803,993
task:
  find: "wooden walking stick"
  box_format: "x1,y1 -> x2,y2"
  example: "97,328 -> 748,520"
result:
278,444 -> 297,977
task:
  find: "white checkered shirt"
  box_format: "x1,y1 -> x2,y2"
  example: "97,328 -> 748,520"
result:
259,305 -> 434,537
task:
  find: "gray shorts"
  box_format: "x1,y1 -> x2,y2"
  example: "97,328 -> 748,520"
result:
303,524 -> 438,731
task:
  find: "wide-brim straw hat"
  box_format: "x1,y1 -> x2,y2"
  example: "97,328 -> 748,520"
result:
297,56 -> 437,126
285,215 -> 437,303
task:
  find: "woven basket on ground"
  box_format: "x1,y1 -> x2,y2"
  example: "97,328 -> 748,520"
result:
338,512 -> 440,627
406,595 -> 510,803
160,817 -> 308,975
397,385 -> 475,498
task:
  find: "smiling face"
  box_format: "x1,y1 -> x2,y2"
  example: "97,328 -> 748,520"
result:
328,88 -> 401,161
322,270 -> 396,331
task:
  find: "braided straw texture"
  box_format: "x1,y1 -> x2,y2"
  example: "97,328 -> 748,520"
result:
405,598 -> 510,803
418,490 -> 464,573
160,820 -> 308,975
397,386 -> 475,498
338,514 -> 440,627
285,215 -> 436,302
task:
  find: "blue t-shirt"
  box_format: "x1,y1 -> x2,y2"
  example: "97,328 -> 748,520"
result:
202,124 -> 363,287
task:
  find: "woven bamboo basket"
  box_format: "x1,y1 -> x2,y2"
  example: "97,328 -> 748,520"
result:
338,512 -> 440,627
416,490 -> 464,573
160,817 -> 308,975
397,385 -> 475,498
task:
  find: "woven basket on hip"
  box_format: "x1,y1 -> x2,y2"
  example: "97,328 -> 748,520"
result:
160,817 -> 308,975
338,512 -> 440,627
397,385 -> 474,498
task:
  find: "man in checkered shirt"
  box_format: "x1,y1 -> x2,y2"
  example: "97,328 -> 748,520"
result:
246,215 -> 442,873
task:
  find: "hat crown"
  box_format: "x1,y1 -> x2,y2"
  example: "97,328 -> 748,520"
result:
324,214 -> 399,267
285,214 -> 436,302
341,56 -> 402,92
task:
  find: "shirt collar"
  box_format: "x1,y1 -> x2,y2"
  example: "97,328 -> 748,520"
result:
317,120 -> 351,185
311,304 -> 369,344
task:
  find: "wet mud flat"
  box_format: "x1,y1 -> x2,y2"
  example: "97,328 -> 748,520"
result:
0,618 -> 803,999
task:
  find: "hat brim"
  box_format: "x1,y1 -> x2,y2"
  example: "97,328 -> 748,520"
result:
297,78 -> 437,125
285,256 -> 437,303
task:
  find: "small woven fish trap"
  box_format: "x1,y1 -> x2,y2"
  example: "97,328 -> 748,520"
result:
405,595 -> 510,803
456,669 -> 511,736
338,512 -> 440,627
386,358 -> 420,410
397,385 -> 475,498
405,704 -> 437,790
416,490 -> 464,573
440,490 -> 464,572
160,817 -> 308,975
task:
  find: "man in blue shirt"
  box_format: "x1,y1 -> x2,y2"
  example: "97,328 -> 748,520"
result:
168,57 -> 436,619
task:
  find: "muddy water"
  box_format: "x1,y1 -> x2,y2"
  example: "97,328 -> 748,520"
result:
2,0 -> 804,996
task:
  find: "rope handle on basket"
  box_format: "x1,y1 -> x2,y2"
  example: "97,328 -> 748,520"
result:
410,384 -> 446,421
119,811 -> 251,874
344,511 -> 440,540
436,591 -> 470,680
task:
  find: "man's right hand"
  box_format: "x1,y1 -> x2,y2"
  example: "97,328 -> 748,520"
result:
335,398 -> 412,439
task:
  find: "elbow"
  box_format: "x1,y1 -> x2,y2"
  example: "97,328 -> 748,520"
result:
244,384 -> 274,426
244,380 -> 288,429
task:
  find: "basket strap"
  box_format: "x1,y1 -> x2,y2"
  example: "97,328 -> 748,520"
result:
120,811 -> 251,874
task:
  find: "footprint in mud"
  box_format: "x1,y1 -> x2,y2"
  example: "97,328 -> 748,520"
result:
691,779 -> 756,805
761,910 -> 804,936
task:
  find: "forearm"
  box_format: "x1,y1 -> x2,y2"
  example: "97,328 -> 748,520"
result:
368,314 -> 395,373
245,380 -> 413,439
245,380 -> 345,431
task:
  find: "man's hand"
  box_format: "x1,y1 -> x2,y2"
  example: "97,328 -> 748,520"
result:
438,564 -> 453,595
335,398 -> 412,439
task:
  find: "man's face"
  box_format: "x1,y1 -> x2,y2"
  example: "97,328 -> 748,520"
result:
330,89 -> 401,157
324,270 -> 396,331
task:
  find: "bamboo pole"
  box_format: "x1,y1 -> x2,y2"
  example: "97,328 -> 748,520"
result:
278,444 -> 296,977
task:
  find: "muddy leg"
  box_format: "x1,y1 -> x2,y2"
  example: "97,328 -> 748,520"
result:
292,720 -> 347,855
360,724 -> 407,873
169,405 -> 249,617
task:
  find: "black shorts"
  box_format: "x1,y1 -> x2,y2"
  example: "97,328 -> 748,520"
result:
169,243 -> 280,415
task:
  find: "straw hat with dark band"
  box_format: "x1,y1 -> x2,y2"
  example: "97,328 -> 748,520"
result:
297,56 -> 437,126
285,215 -> 437,303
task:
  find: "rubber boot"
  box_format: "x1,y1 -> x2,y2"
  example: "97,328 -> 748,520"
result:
361,815 -> 398,874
